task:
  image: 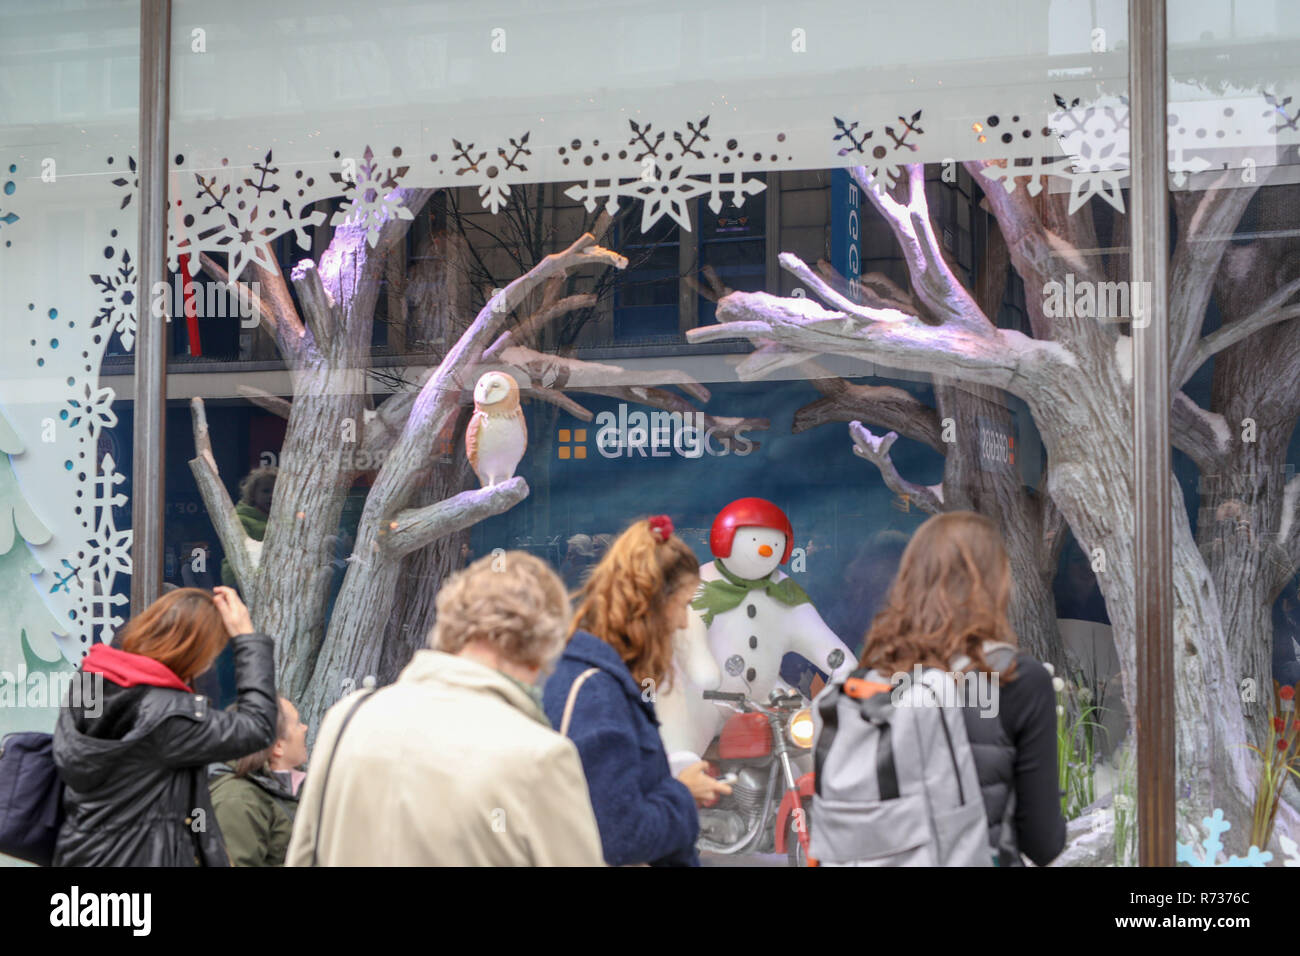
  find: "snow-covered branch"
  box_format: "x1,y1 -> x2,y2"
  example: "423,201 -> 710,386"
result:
687,275 -> 1076,400
360,232 -> 626,533
853,164 -> 989,335
483,293 -> 598,360
849,421 -> 943,515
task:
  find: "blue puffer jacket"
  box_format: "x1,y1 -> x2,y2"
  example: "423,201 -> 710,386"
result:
543,631 -> 700,867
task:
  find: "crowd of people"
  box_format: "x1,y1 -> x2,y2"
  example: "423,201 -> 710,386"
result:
48,510 -> 1065,867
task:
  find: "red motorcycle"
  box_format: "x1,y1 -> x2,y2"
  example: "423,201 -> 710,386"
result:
697,688 -> 816,866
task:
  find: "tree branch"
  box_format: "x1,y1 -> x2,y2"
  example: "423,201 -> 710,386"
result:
792,361 -> 945,453
288,258 -> 340,353
964,159 -> 1103,345
379,477 -> 530,558
524,385 -> 594,420
483,293 -> 598,360
366,232 -> 626,526
498,344 -> 710,403
849,421 -> 943,514
688,267 -> 1076,399
1172,390 -> 1231,475
236,384 -> 292,420
853,164 -> 989,335
1169,171 -> 1264,383
187,397 -> 256,590
1179,281 -> 1300,387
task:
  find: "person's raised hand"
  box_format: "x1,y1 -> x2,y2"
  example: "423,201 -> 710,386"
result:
676,760 -> 732,807
212,586 -> 254,637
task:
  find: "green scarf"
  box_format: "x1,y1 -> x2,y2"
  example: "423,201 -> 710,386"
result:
500,670 -> 547,722
691,559 -> 812,627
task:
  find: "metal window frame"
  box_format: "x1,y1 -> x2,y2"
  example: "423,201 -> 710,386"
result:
1130,0 -> 1175,866
131,0 -> 170,612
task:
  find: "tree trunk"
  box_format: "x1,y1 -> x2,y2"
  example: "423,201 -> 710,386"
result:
936,380 -> 1066,674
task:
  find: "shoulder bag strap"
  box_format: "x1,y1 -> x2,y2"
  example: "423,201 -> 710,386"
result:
310,687 -> 377,867
559,667 -> 600,738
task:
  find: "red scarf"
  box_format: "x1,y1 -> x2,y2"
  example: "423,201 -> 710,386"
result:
82,643 -> 193,692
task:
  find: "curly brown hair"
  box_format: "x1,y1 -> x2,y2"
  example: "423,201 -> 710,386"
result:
570,517 -> 700,688
430,550 -> 570,669
859,511 -> 1019,680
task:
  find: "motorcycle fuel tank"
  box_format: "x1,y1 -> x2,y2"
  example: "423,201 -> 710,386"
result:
717,712 -> 772,760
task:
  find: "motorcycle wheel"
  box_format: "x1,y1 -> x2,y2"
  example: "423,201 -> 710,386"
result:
786,808 -> 811,867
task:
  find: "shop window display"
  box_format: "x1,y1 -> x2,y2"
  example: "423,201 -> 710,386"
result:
2,0 -> 1299,871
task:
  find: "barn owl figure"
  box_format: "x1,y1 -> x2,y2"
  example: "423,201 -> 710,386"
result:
466,371 -> 528,487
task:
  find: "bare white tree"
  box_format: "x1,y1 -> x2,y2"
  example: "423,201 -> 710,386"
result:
689,162 -> 1300,858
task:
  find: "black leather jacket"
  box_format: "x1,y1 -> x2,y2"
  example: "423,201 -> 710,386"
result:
52,633 -> 278,867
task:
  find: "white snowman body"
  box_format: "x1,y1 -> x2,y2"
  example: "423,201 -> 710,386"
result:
658,525 -> 855,775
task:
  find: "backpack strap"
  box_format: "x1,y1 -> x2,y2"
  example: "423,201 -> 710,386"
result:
559,668 -> 600,738
813,683 -> 841,799
310,687 -> 377,867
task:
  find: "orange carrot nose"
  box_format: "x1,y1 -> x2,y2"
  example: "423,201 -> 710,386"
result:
758,544 -> 773,557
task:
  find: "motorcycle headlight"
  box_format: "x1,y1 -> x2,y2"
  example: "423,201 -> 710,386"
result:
789,708 -> 815,749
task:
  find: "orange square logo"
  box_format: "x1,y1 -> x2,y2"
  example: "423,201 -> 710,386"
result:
558,427 -> 588,461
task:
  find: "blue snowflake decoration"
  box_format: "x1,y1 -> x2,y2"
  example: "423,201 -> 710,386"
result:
1175,808 -> 1272,866
1,162 -> 19,247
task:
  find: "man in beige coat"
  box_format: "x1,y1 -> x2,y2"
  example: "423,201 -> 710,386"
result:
286,552 -> 605,866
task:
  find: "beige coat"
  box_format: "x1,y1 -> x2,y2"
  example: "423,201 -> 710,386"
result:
285,650 -> 606,866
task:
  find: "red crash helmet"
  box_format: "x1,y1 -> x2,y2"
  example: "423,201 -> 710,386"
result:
709,497 -> 794,564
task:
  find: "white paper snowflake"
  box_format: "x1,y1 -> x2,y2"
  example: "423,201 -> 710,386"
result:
1061,137 -> 1128,215
66,382 -> 119,442
170,150 -> 328,281
336,147 -> 413,247
1175,808 -> 1272,866
89,247 -> 138,351
978,154 -> 1076,198
54,452 -> 132,648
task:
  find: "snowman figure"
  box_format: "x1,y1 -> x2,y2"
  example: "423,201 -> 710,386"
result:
657,497 -> 855,775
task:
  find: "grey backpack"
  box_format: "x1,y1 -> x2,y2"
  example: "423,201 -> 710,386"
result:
809,645 -> 1015,867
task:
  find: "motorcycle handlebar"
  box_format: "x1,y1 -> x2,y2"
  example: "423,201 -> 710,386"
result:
702,690 -> 747,702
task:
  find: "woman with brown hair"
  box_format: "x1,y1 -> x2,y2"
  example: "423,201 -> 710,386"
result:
52,586 -> 278,866
544,515 -> 731,866
853,511 -> 1065,866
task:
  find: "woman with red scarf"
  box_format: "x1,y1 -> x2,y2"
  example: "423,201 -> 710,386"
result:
52,586 -> 278,866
